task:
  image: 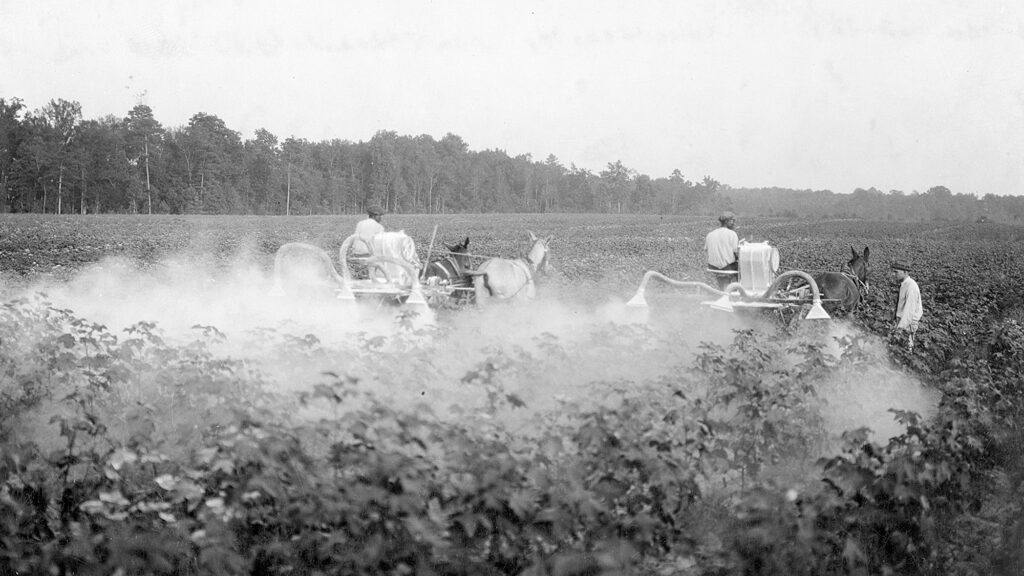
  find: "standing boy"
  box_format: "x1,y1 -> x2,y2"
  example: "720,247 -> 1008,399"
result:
892,261 -> 923,351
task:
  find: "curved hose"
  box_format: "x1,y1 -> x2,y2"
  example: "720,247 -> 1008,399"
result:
627,269 -> 828,317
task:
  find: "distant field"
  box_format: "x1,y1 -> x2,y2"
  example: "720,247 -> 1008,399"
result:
4,212 -> 1022,348
3,213 -> 1024,573
2,212 -> 1021,286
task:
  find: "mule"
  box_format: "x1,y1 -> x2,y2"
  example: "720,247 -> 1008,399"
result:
813,246 -> 869,313
422,237 -> 472,285
465,231 -> 552,303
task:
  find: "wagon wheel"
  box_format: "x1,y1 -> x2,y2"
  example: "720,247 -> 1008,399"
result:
770,275 -> 809,302
424,291 -> 449,307
769,276 -> 809,331
418,280 -> 453,307
759,270 -> 832,329
766,277 -> 804,330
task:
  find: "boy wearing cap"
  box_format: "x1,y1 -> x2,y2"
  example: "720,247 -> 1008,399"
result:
705,212 -> 740,290
892,261 -> 923,350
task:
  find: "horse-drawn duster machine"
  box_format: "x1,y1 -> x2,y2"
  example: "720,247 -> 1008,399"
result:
270,225 -> 552,324
625,241 -> 835,323
269,228 -> 462,326
332,232 -> 435,319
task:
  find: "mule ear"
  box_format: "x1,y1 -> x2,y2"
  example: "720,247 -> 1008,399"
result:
851,245 -> 857,258
527,230 -> 538,242
863,246 -> 869,260
544,235 -> 553,244
463,237 -> 470,248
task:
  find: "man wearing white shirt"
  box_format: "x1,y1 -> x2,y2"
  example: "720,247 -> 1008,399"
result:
353,204 -> 385,257
705,211 -> 740,290
892,261 -> 923,351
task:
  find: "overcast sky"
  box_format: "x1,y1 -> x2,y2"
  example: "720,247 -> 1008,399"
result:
1,0 -> 1022,196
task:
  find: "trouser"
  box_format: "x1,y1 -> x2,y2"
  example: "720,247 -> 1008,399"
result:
892,319 -> 920,351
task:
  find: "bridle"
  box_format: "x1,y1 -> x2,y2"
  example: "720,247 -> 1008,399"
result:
841,261 -> 870,295
524,241 -> 549,276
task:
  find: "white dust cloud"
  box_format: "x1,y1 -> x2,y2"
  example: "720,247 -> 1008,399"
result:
813,322 -> 940,445
9,249 -> 940,455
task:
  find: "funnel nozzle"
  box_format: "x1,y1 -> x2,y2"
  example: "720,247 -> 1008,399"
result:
805,301 -> 831,320
708,294 -> 734,313
626,288 -> 648,308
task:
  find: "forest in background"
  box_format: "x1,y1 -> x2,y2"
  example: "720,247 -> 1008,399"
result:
1,97 -> 1021,222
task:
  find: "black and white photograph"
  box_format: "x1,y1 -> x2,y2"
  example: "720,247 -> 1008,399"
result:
1,1 -> 1023,574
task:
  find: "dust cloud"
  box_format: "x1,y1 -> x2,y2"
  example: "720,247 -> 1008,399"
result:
8,250 -> 940,452
812,322 -> 940,445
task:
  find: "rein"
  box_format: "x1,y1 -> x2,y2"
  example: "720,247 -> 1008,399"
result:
841,263 -> 870,295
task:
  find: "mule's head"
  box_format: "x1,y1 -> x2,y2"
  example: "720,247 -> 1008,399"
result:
526,230 -> 553,275
446,237 -> 471,270
446,237 -> 470,253
848,245 -> 870,286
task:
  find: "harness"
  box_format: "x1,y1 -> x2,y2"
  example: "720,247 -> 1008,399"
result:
485,249 -> 543,298
501,259 -> 535,299
841,263 -> 870,295
530,248 -> 548,276
475,242 -> 547,298
429,254 -> 461,281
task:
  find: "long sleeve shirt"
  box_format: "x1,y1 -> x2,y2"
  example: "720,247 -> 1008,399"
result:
895,276 -> 923,329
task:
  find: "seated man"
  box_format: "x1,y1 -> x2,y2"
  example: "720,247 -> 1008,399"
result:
348,204 -> 385,279
352,204 -> 385,258
705,211 -> 740,290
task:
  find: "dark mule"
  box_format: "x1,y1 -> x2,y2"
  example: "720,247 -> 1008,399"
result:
422,237 -> 472,285
814,246 -> 869,313
466,231 -> 552,304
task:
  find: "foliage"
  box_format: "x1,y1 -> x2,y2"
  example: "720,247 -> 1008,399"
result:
4,96 -> 1024,217
1,215 -> 1024,574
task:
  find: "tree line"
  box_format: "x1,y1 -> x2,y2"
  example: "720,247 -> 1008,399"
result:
1,96 -> 1021,221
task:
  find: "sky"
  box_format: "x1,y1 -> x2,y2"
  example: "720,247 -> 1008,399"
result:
1,0 -> 1022,196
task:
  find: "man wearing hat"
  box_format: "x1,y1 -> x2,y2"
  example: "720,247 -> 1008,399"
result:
352,203 -> 385,258
892,261 -> 923,350
705,211 -> 741,290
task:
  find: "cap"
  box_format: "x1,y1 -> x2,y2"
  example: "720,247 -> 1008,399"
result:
719,211 -> 735,223
366,204 -> 385,216
890,261 -> 911,272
